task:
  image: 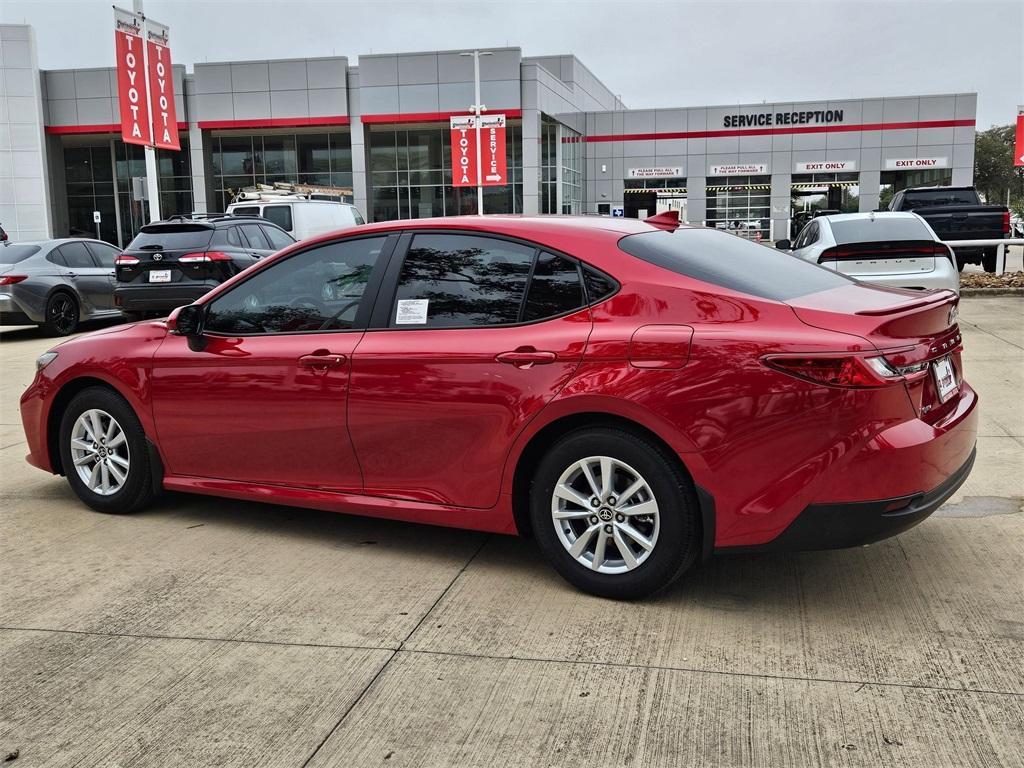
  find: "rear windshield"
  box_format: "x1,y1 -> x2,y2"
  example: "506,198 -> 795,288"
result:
0,245 -> 41,264
900,189 -> 979,209
618,228 -> 851,302
831,217 -> 932,244
128,225 -> 213,250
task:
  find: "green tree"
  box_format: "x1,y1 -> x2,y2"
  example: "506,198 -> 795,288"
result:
974,124 -> 1024,205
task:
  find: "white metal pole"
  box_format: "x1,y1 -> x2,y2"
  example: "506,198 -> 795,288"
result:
472,52 -> 484,216
133,0 -> 161,222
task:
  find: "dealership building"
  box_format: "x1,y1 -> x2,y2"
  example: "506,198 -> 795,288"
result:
1,23 -> 978,246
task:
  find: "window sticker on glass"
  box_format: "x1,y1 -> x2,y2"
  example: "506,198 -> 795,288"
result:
396,299 -> 429,325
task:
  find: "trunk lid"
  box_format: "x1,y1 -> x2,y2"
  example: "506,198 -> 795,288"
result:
818,240 -> 945,277
116,224 -> 229,286
787,282 -> 962,419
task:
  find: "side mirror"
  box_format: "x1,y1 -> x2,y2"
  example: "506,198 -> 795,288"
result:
774,239 -> 792,251
167,304 -> 205,339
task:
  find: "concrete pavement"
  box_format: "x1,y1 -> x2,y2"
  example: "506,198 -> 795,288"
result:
1,297 -> 1022,767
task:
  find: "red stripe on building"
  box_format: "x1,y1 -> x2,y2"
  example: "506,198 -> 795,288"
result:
197,116 -> 351,130
46,122 -> 189,135
583,118 -> 975,142
360,109 -> 523,125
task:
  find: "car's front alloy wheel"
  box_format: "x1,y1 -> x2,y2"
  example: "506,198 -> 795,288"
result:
69,409 -> 131,496
59,386 -> 156,514
531,426 -> 701,599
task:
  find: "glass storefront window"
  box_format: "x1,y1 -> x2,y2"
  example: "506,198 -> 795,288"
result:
61,136 -> 191,246
789,172 -> 860,238
368,121 -> 523,222
211,131 -> 354,210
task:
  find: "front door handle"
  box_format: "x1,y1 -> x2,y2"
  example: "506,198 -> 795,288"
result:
496,349 -> 557,368
298,352 -> 347,369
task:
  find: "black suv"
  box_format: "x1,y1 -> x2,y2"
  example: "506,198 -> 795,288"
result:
114,215 -> 296,317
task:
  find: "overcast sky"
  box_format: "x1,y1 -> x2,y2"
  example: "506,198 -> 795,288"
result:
2,0 -> 1021,128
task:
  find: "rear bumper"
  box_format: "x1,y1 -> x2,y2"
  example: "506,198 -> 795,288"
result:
114,282 -> 218,312
0,292 -> 42,324
719,447 -> 975,552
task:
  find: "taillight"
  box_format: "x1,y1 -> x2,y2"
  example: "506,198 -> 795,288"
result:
1003,210 -> 1011,236
817,243 -> 950,264
0,275 -> 28,285
115,254 -> 139,265
763,353 -> 926,388
180,251 -> 233,263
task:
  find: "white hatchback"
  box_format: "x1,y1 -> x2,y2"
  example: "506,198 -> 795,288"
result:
779,212 -> 959,294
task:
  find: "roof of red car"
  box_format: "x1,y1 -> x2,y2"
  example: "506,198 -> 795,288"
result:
344,214 -> 687,239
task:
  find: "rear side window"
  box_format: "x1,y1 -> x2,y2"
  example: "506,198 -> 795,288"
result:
0,245 -> 40,264
523,252 -> 584,322
262,205 -> 293,232
830,217 -> 933,244
352,208 -> 365,225
619,228 -> 850,302
262,225 -> 295,250
231,206 -> 261,218
58,241 -> 98,268
211,226 -> 243,248
391,234 -> 534,328
582,265 -> 617,303
240,224 -> 271,250
129,225 -> 213,251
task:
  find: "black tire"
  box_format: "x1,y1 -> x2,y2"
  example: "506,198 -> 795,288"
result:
956,256 -> 965,272
58,386 -> 155,514
42,292 -> 79,336
981,248 -> 997,273
529,426 -> 701,599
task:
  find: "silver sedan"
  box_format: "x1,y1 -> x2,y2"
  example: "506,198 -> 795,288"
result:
0,238 -> 125,335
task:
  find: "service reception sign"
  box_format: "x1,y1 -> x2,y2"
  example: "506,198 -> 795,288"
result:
884,156 -> 949,170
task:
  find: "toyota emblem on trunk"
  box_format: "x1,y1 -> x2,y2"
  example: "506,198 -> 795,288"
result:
153,253 -> 163,261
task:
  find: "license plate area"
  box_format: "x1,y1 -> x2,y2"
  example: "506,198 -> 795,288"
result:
149,269 -> 172,283
932,356 -> 958,403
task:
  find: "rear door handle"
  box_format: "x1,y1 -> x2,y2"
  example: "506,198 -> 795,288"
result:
298,353 -> 347,368
496,349 -> 557,368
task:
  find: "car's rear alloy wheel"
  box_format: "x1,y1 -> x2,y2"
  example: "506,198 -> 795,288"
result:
69,409 -> 130,496
43,293 -> 78,336
59,387 -> 155,514
552,456 -> 660,574
530,427 -> 701,599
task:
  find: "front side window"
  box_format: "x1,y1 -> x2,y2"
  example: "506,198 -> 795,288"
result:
391,234 -> 534,328
86,242 -> 121,267
204,236 -> 387,334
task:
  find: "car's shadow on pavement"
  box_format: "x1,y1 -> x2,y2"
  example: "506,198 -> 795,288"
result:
131,489 -> 930,612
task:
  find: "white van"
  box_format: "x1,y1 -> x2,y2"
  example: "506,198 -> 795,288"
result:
226,199 -> 365,241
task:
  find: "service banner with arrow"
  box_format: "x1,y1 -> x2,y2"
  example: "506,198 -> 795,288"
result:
479,114 -> 506,186
449,114 -> 507,188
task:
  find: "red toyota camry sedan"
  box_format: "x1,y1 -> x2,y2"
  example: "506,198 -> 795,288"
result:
19,214 -> 977,598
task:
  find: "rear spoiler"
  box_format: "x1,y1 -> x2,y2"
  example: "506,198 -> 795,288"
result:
854,289 -> 957,316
